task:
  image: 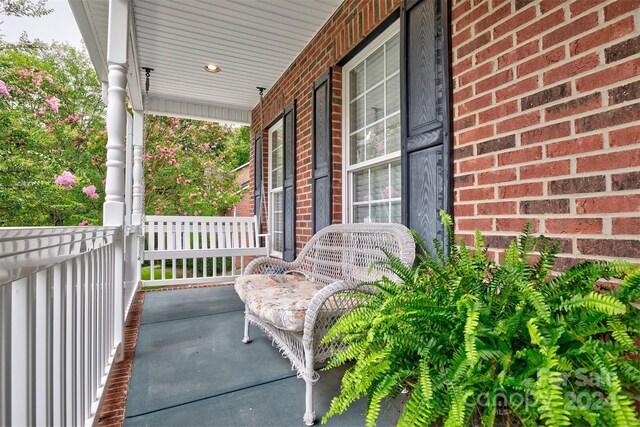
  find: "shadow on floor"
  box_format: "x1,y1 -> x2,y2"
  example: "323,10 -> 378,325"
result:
123,285 -> 400,427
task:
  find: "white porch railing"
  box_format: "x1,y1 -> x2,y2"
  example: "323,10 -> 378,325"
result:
143,215 -> 267,286
0,225 -> 138,427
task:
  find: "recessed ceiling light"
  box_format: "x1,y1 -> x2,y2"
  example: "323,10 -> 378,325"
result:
204,64 -> 221,73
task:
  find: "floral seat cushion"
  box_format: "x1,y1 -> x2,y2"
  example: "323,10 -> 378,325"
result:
234,274 -> 326,332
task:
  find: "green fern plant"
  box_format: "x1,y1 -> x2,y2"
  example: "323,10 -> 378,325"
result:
322,212 -> 640,427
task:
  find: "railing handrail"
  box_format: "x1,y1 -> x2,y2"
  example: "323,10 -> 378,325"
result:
145,215 -> 256,222
0,226 -> 119,286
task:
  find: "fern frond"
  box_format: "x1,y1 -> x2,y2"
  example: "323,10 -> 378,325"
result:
463,297 -> 481,365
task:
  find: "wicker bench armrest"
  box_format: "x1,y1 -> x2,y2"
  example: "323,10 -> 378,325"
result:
302,280 -> 367,349
244,256 -> 297,275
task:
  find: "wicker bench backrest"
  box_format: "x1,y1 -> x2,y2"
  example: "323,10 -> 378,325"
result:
295,223 -> 415,285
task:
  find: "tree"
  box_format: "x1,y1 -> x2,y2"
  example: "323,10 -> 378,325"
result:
1,0 -> 51,17
0,39 -> 107,226
143,115 -> 248,217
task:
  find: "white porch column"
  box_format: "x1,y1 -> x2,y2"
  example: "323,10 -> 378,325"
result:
131,110 -> 145,226
104,0 -> 130,362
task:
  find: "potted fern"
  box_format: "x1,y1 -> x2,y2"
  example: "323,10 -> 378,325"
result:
321,212 -> 640,426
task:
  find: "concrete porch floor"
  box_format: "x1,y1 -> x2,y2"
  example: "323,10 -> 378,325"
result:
122,285 -> 400,426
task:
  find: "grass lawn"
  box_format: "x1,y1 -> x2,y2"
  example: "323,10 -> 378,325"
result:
140,266 -> 173,281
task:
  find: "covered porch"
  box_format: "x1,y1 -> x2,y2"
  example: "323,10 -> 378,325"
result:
114,285 -> 400,426
1,0 -> 358,426
3,0 -> 639,425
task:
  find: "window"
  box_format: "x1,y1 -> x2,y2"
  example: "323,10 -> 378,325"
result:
343,22 -> 401,224
268,119 -> 284,257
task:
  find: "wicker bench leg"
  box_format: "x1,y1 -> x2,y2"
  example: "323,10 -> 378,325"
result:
242,306 -> 252,344
303,348 -> 316,425
303,378 -> 315,425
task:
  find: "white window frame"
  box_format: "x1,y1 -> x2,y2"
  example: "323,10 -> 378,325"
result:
342,21 -> 401,224
268,118 -> 284,258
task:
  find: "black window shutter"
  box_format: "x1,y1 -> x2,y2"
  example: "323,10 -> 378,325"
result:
400,0 -> 452,253
312,68 -> 333,234
253,134 -> 263,233
282,100 -> 297,261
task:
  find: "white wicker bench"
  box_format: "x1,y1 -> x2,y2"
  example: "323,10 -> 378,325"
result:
234,223 -> 415,425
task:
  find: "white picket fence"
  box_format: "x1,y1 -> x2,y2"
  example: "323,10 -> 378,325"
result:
143,215 -> 267,286
0,226 -> 133,427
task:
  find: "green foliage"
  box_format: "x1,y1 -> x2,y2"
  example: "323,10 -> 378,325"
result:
0,40 -> 107,225
1,0 -> 51,17
0,37 -> 250,225
143,115 -> 249,217
322,212 -> 640,427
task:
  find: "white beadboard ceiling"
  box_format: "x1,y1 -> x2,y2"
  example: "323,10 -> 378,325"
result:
69,0 -> 343,124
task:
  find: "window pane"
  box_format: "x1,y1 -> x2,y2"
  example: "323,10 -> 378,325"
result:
390,201 -> 401,223
370,163 -> 389,202
365,121 -> 385,162
366,84 -> 385,125
272,192 -> 283,252
371,203 -> 390,223
350,62 -> 365,99
273,232 -> 283,253
353,169 -> 369,202
354,205 -> 369,223
350,96 -> 364,131
366,46 -> 384,89
390,161 -> 401,197
386,34 -> 400,76
386,73 -> 400,115
350,131 -> 365,164
386,113 -> 401,154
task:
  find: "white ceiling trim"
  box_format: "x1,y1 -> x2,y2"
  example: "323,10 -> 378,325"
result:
146,96 -> 251,125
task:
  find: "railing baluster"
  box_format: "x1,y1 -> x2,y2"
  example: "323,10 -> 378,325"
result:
183,221 -> 190,280
148,221 -> 155,281
33,270 -> 47,425
10,278 -> 29,426
0,282 -> 10,426
65,258 -> 73,426
193,220 -> 200,280
51,264 -> 62,426
202,221 -> 208,278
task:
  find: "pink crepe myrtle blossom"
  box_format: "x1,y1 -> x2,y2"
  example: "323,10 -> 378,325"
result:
82,185 -> 99,199
54,171 -> 77,189
154,209 -> 161,215
35,110 -> 45,116
189,193 -> 196,199
79,220 -> 89,226
45,95 -> 60,113
0,80 -> 10,96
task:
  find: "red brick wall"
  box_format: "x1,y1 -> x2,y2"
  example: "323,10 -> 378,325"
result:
251,0 -> 640,266
250,0 -> 400,254
452,0 -> 640,267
